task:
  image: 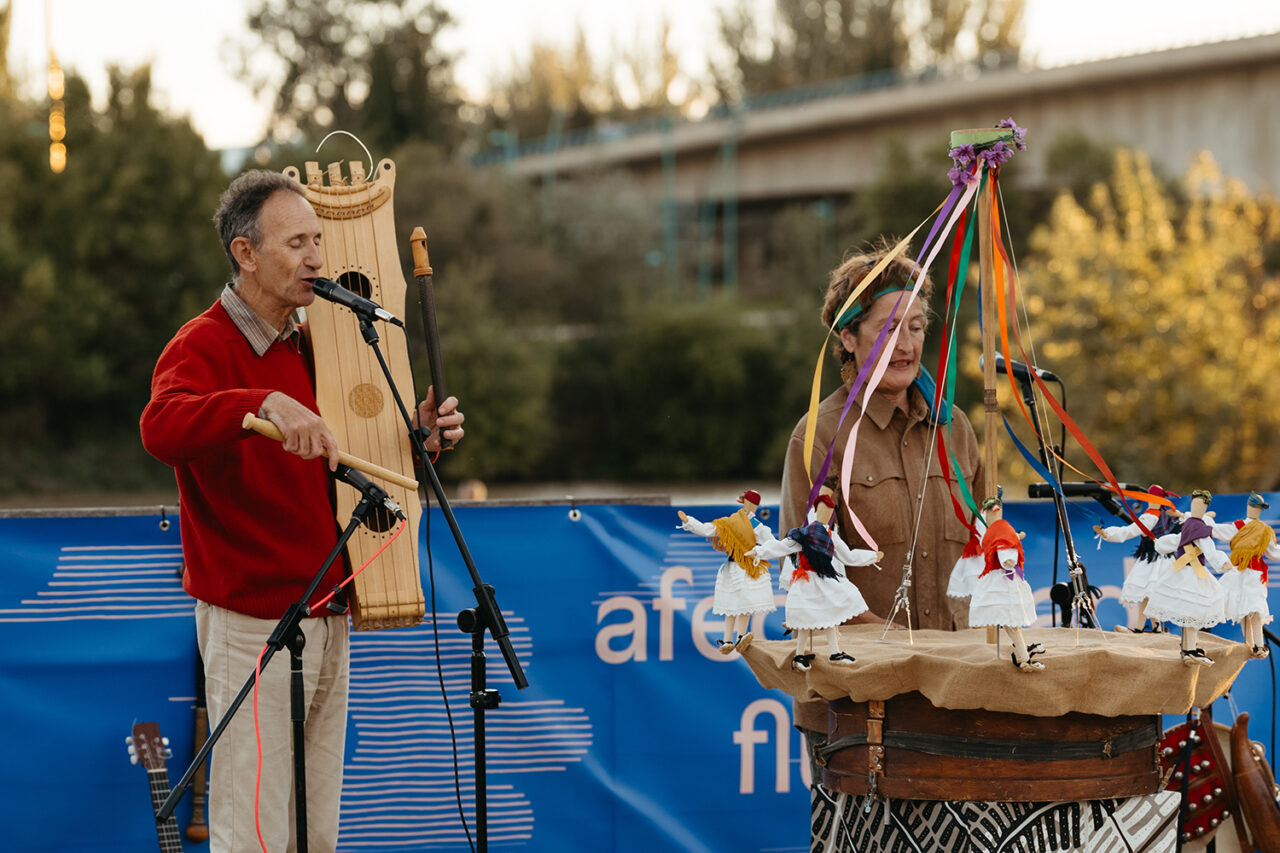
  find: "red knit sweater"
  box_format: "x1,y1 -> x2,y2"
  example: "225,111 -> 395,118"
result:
140,301 -> 346,619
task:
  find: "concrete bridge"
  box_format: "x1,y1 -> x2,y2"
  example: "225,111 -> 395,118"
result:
486,33 -> 1280,205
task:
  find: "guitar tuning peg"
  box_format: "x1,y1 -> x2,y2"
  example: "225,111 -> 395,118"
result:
125,736 -> 134,745
164,748 -> 173,759
161,737 -> 170,746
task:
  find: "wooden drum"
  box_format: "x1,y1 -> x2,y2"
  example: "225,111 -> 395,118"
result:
822,691 -> 1162,802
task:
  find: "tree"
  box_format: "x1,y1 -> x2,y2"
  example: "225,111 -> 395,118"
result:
1012,149 -> 1280,491
711,0 -> 1024,103
0,66 -> 227,493
236,0 -> 461,152
478,18 -> 704,146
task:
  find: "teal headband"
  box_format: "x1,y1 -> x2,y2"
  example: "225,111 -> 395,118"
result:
833,283 -> 911,331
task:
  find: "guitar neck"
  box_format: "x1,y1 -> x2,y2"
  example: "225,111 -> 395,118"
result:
146,768 -> 184,853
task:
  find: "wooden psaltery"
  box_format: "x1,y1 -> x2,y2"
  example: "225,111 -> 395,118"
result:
285,158 -> 424,630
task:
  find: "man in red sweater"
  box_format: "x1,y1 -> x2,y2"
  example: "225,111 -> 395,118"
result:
141,170 -> 464,853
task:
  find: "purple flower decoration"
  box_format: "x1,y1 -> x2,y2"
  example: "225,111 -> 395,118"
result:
997,117 -> 1028,151
978,140 -> 1014,168
948,165 -> 978,187
948,143 -> 975,163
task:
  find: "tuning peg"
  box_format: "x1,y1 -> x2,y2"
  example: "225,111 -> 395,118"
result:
161,737 -> 170,746
164,748 -> 173,759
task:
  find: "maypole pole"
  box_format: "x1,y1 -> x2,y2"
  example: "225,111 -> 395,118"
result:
951,126 -> 1008,646
948,127 -> 1004,501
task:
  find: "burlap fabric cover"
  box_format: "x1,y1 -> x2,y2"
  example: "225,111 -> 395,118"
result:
740,625 -> 1248,717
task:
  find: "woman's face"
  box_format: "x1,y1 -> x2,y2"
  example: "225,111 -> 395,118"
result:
839,290 -> 927,400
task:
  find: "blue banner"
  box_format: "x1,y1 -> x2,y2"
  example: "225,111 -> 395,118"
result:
0,496 -> 1274,852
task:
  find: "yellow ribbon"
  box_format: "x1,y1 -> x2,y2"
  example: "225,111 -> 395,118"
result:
1171,544 -> 1212,580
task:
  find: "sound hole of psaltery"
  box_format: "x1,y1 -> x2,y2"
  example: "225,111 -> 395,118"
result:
333,270 -> 395,535
336,270 -> 372,299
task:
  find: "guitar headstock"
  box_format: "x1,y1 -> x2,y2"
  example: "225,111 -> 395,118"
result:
127,722 -> 171,772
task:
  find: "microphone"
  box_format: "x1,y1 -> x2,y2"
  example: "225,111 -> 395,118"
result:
311,277 -> 403,327
979,353 -> 1060,384
331,463 -> 405,520
1027,482 -> 1140,500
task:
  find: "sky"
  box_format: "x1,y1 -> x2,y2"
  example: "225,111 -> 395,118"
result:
7,0 -> 1280,151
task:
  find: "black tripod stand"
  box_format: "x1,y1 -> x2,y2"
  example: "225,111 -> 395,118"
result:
354,312 -> 528,852
999,359 -> 1102,630
157,476 -> 400,851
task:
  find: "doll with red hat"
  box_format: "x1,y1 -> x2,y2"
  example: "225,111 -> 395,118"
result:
1211,492 -> 1277,659
678,489 -> 777,654
1093,484 -> 1182,633
749,486 -> 882,671
968,495 -> 1045,672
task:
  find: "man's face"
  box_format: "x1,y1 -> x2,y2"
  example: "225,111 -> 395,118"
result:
240,189 -> 323,317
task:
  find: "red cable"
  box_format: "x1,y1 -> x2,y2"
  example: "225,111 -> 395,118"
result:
250,515 -> 410,852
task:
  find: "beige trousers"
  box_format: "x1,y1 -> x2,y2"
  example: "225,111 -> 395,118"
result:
196,602 -> 350,853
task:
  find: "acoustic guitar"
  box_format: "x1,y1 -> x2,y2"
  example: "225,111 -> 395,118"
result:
126,721 -> 184,853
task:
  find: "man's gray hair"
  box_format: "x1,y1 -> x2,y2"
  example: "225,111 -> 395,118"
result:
213,170 -> 306,278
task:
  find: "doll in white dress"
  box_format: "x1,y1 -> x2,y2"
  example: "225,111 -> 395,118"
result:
1144,489 -> 1228,665
678,489 -> 777,654
1211,492 -> 1277,659
967,496 -> 1044,672
946,514 -> 986,600
749,490 -> 881,671
1093,484 -> 1182,633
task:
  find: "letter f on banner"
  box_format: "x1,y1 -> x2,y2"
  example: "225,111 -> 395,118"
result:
734,698 -> 791,794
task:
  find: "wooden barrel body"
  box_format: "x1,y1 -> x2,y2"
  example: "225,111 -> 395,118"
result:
822,691 -> 1162,801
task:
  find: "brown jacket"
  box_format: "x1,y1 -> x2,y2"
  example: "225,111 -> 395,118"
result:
780,383 -> 985,631
781,383 -> 984,733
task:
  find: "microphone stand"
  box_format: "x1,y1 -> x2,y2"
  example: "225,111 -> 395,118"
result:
354,313 -> 527,853
1011,373 -> 1101,633
157,486 -> 382,852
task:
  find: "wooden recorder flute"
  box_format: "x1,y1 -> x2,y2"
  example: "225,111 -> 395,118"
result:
241,413 -> 418,491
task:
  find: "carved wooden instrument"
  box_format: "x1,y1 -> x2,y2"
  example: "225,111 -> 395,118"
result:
241,413 -> 418,490
126,721 -> 184,853
187,660 -> 210,843
1231,712 -> 1280,852
284,158 -> 424,630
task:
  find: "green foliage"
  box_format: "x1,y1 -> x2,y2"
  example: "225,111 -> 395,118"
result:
712,0 -> 1024,103
0,66 -> 227,494
1014,150 -> 1280,492
238,0 -> 461,152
